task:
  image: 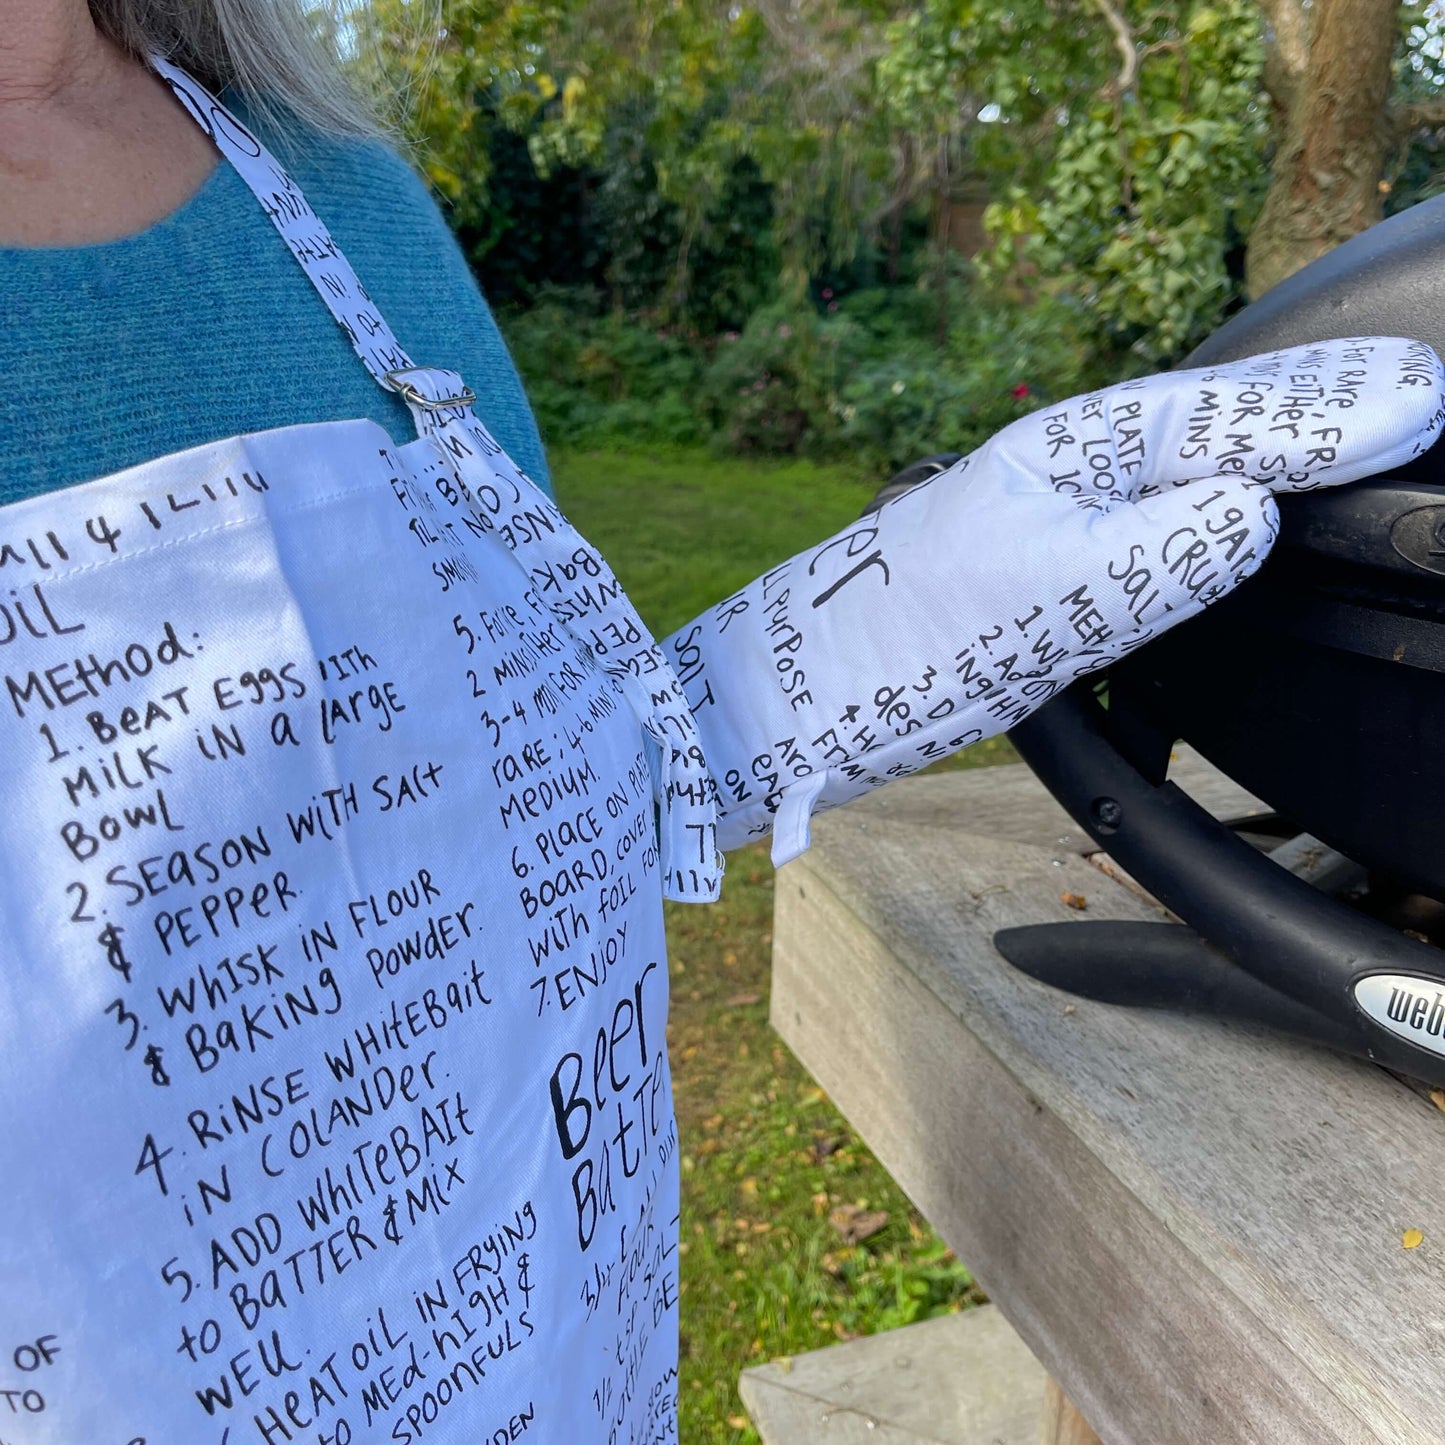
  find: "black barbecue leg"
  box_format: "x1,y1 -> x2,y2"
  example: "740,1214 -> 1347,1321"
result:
994,920 -> 1362,1054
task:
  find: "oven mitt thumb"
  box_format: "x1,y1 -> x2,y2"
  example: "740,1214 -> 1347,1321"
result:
664,337 -> 1445,862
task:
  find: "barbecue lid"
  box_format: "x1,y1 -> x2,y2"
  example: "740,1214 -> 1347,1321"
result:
1117,198 -> 1445,897
995,194 -> 1445,1086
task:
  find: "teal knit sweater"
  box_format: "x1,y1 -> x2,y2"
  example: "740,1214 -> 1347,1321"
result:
0,127 -> 550,504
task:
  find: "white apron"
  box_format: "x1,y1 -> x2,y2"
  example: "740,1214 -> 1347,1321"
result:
0,62 -> 721,1445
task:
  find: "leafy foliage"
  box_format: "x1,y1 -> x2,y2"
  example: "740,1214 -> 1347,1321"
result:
502,276 -> 1120,469
834,280 -> 1121,467
885,0 -> 1270,360
701,302 -> 850,455
349,0 -> 1445,448
500,288 -> 709,448
350,0 -> 1284,367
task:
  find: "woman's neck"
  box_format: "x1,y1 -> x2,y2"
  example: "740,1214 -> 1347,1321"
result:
0,4 -> 219,246
0,0 -> 106,103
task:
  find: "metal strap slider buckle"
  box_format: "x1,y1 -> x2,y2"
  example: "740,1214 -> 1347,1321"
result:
384,367 -> 477,412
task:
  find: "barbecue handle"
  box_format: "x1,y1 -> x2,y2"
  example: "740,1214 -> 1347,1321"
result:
1008,686 -> 1445,1082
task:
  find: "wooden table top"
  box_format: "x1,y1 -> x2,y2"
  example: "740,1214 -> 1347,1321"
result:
771,755 -> 1445,1445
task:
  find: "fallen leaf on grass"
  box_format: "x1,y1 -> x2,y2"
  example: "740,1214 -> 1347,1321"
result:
726,1415 -> 749,1430
1404,1228 -> 1425,1250
725,992 -> 761,1008
776,1356 -> 793,1375
1061,891 -> 1088,911
829,1203 -> 889,1245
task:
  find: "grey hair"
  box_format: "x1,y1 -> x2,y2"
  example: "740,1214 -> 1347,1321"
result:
88,0 -> 388,136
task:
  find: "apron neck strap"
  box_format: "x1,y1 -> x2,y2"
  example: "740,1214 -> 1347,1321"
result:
149,57 -> 725,905
151,58 -> 428,409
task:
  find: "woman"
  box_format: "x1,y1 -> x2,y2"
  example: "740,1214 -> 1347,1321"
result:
1,4 -> 1440,1443
0,2 -> 553,504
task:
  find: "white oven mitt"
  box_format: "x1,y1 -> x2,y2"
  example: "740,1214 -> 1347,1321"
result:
666,337 -> 1445,863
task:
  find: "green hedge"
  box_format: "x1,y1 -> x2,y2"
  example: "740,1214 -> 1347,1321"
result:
502,277 -> 1126,473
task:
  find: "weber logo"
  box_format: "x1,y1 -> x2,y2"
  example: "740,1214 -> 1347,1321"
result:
1390,505 -> 1445,578
1354,974 -> 1445,1056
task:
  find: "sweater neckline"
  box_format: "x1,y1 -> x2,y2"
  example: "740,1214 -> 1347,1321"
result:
0,154 -> 229,262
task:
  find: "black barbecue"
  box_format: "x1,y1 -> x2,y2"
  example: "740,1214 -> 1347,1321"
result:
990,194 -> 1445,1085
894,195 -> 1445,1086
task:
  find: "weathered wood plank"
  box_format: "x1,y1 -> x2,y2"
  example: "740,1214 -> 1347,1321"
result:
740,1305 -> 1045,1445
1039,1380 -> 1104,1445
772,757 -> 1445,1445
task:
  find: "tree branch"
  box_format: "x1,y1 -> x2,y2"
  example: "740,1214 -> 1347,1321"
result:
1395,96 -> 1445,136
1091,0 -> 1139,96
1139,38 -> 1182,61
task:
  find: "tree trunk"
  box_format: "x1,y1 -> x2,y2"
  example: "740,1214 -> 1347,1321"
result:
1244,0 -> 1400,300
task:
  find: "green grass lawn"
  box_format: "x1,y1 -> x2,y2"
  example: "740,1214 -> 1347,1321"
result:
553,446 -> 1012,1443
552,444 -> 882,635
